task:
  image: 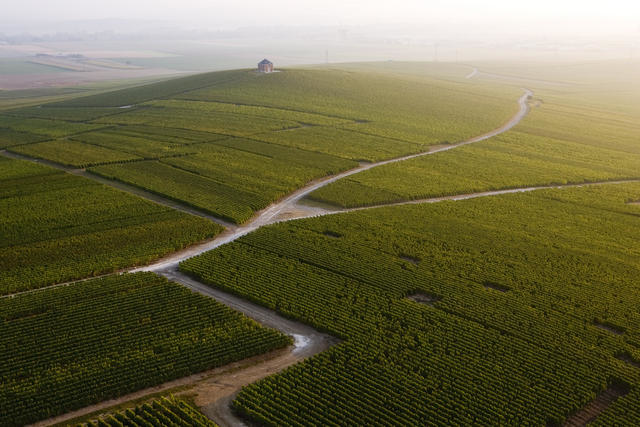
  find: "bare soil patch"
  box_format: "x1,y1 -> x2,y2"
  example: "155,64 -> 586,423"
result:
323,230 -> 342,239
594,320 -> 625,335
616,352 -> 640,368
428,143 -> 453,152
408,292 -> 442,306
483,281 -> 510,292
399,254 -> 420,265
563,383 -> 630,426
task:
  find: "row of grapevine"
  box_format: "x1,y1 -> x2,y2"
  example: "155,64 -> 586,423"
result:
77,396 -> 218,427
11,139 -> 141,167
0,272 -> 290,426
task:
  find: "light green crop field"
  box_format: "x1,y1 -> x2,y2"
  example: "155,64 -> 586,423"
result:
0,272 -> 288,426
0,157 -> 221,294
0,115 -> 104,137
1,63 -> 519,223
182,183 -> 640,426
12,139 -> 142,167
309,62 -> 640,207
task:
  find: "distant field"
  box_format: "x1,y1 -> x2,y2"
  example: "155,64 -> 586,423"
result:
4,106 -> 124,121
0,115 -> 103,137
0,157 -> 221,294
2,64 -> 520,223
0,58 -> 66,75
0,272 -> 289,426
182,183 -> 640,426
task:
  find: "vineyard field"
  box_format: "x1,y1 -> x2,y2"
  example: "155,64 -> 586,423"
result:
0,115 -> 103,137
181,183 -> 640,425
93,104 -> 302,136
0,272 -> 289,426
308,129 -> 640,207
2,64 -> 521,223
4,106 -> 125,122
0,127 -> 49,148
89,140 -> 356,223
76,396 -> 218,427
0,157 -> 221,294
11,139 -> 142,167
70,130 -> 187,159
309,64 -> 640,207
253,126 -> 423,162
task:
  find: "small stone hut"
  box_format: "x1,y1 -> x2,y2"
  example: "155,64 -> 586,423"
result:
258,59 -> 274,73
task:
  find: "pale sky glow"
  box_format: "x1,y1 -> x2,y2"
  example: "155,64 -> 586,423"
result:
3,0 -> 640,37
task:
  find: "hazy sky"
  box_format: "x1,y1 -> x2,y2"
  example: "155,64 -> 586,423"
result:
4,0 -> 640,37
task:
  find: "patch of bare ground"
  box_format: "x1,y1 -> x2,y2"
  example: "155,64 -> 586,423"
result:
626,200 -> 640,205
322,230 -> 342,239
192,341 -> 330,427
594,320 -> 625,335
483,281 -> 510,292
428,143 -> 453,152
399,254 -> 420,265
616,352 -> 640,369
407,292 -> 442,306
562,382 -> 630,427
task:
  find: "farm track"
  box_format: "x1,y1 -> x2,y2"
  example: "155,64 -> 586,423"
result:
329,179 -> 640,214
12,85 -> 635,427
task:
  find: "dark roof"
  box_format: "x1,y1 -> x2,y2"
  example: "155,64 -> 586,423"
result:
259,59 -> 273,65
